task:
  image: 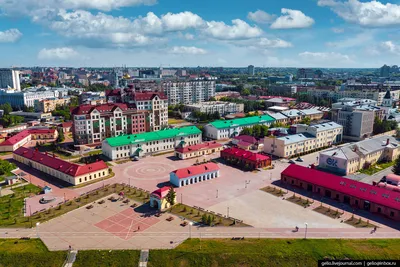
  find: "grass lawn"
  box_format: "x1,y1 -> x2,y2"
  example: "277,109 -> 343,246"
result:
0,238 -> 66,267
0,151 -> 12,156
74,250 -> 140,267
286,194 -> 313,208
345,217 -> 375,228
260,186 -> 287,197
0,184 -> 41,227
115,159 -> 131,165
168,118 -> 186,124
313,205 -> 344,219
169,203 -> 247,227
358,161 -> 394,175
148,239 -> 400,267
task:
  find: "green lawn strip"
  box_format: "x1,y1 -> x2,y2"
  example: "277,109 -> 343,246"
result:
148,239 -> 400,267
260,186 -> 287,197
286,194 -> 313,208
313,205 -> 344,219
168,203 -> 247,227
0,238 -> 67,267
345,217 -> 376,228
118,185 -> 150,203
73,250 -> 140,267
358,161 -> 394,175
115,159 -> 131,165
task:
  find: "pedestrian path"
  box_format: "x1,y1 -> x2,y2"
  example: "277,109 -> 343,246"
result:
139,249 -> 149,267
63,250 -> 78,267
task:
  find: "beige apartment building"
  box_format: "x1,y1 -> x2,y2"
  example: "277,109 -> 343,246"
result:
36,97 -> 71,112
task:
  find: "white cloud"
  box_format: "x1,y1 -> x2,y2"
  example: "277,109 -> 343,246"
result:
247,10 -> 275,24
270,8 -> 314,29
381,41 -> 400,55
299,51 -> 352,62
38,47 -> 79,60
318,0 -> 400,27
235,37 -> 292,49
161,12 -> 204,31
184,33 -> 194,40
325,31 -> 373,48
331,27 -> 344,33
0,0 -> 156,14
203,19 -> 263,40
0,28 -> 22,43
169,46 -> 207,55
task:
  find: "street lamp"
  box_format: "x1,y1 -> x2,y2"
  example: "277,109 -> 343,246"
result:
227,206 -> 230,217
189,222 -> 193,238
216,189 -> 218,198
36,222 -> 40,238
304,223 -> 308,239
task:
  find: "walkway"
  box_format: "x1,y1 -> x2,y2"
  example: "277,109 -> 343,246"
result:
63,250 -> 78,267
139,250 -> 149,267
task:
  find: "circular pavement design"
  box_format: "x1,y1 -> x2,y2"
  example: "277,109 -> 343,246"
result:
123,162 -> 176,180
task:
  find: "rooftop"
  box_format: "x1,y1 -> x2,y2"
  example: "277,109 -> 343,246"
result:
105,126 -> 201,147
175,141 -> 222,154
221,147 -> 270,162
209,115 -> 275,129
282,165 -> 400,211
151,186 -> 171,199
172,163 -> 220,179
71,103 -> 135,115
13,147 -> 108,178
276,133 -> 315,145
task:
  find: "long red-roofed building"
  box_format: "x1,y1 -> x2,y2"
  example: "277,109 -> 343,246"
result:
281,164 -> 400,221
13,147 -> 109,186
170,163 -> 220,187
174,141 -> 223,160
0,129 -> 58,152
221,147 -> 271,170
71,103 -> 148,145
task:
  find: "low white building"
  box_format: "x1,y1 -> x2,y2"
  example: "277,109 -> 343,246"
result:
184,101 -> 244,116
170,163 -> 220,187
204,115 -> 275,140
102,126 -> 202,160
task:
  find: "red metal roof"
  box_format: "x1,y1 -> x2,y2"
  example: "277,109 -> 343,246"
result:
13,147 -> 108,178
175,141 -> 222,154
133,92 -> 167,101
29,129 -> 56,134
172,163 -> 219,179
281,165 -> 400,211
0,130 -> 30,146
233,135 -> 257,144
58,122 -> 73,128
151,186 -> 172,198
71,103 -> 135,115
221,147 -> 270,162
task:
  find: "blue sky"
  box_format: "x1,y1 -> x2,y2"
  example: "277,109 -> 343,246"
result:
1,0 -> 400,68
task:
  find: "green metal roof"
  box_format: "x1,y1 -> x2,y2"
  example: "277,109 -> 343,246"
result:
209,115 -> 275,129
105,126 -> 201,147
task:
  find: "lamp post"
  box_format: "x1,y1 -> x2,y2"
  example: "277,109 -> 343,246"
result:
181,193 -> 183,204
189,222 -> 193,238
36,222 -> 40,238
227,206 -> 230,217
304,223 -> 308,239
216,189 -> 218,198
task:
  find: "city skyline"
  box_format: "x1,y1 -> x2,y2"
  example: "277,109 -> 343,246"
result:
1,0 -> 400,68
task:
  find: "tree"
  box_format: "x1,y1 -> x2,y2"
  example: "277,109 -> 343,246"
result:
240,127 -> 253,136
57,129 -> 65,143
0,115 -> 24,128
300,117 -> 311,125
392,155 -> 400,175
0,103 -> 12,115
0,159 -> 16,176
166,187 -> 176,206
240,88 -> 251,96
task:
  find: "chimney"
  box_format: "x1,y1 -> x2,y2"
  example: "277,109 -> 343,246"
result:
386,138 -> 390,146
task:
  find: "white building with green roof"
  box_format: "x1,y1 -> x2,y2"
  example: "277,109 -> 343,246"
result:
102,126 -> 202,160
204,115 -> 275,140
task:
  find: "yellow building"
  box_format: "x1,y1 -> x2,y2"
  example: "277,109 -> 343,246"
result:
174,141 -> 223,160
37,97 -> 71,112
150,187 -> 176,211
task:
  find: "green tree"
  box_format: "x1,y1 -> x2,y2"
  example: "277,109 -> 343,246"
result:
166,187 -> 176,206
240,88 -> 251,96
240,127 -> 253,136
392,155 -> 400,175
57,129 -> 65,143
0,115 -> 24,128
0,103 -> 12,115
301,117 -> 311,125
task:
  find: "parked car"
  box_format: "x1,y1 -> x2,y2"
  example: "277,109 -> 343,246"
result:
288,160 -> 296,164
95,145 -> 101,149
133,156 -> 139,161
296,157 -> 304,162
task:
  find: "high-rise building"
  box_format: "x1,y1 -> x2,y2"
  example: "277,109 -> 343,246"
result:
0,69 -> 21,91
248,65 -> 255,76
380,65 -> 391,77
71,103 -> 148,145
162,80 -> 216,105
297,68 -> 315,79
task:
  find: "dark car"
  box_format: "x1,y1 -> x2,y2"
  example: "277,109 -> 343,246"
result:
295,157 -> 304,162
288,160 -> 296,164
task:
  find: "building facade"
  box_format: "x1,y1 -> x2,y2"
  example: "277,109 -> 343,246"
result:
162,80 -> 216,105
13,147 -> 109,186
281,164 -> 400,221
204,115 -> 275,140
150,186 -> 176,211
319,136 -> 400,175
174,141 -> 223,160
35,97 -> 71,112
264,122 -> 343,158
0,129 -> 58,152
0,69 -> 20,90
221,147 -> 271,170
71,103 -> 147,145
102,126 -> 202,160
184,101 -> 244,116
170,163 -> 220,187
